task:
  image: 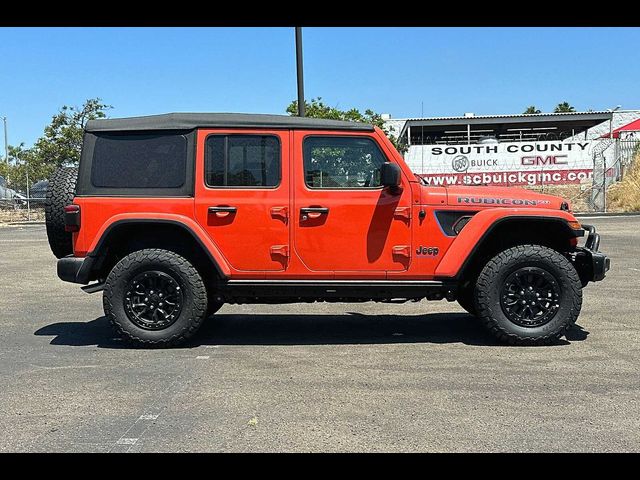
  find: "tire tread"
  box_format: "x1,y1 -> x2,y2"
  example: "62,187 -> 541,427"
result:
45,166 -> 78,258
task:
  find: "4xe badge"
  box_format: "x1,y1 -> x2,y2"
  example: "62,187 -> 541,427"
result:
416,246 -> 439,256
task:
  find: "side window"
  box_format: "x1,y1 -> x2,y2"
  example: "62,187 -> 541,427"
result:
303,136 -> 387,189
205,135 -> 280,187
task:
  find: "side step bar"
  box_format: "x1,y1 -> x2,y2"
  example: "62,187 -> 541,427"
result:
81,282 -> 105,294
217,279 -> 456,303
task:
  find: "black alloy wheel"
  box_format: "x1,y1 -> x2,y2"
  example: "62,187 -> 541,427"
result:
124,271 -> 184,330
499,267 -> 561,328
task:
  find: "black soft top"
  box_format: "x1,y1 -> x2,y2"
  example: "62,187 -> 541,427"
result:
85,113 -> 375,133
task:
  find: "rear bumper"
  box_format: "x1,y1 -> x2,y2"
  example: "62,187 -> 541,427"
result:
57,255 -> 95,284
572,223 -> 610,283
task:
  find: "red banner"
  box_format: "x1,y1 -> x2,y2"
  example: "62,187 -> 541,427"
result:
418,169 -> 594,187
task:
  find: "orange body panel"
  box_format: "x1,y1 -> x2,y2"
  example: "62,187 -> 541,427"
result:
72,126 -> 581,282
72,198 -> 231,277
194,129 -> 290,276
291,129 -> 412,276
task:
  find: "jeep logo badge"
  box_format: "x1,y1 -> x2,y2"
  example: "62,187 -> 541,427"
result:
416,246 -> 439,256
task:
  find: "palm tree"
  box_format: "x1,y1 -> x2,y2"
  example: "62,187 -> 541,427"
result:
554,102 -> 576,113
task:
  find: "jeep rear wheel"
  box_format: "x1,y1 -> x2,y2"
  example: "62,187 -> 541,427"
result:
45,166 -> 78,258
104,248 -> 208,347
475,244 -> 582,345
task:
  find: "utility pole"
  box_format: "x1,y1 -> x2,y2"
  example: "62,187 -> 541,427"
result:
2,117 -> 7,165
2,117 -> 8,195
604,106 -> 621,213
295,27 -> 305,117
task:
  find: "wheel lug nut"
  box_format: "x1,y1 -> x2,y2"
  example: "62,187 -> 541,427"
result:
159,302 -> 163,307
159,293 -> 163,297
150,290 -> 154,294
521,300 -> 527,304
144,297 -> 148,302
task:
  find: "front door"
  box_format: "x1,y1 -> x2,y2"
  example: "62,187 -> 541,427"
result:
292,132 -> 412,274
194,129 -> 290,272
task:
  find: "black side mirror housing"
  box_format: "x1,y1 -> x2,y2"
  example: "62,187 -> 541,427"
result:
380,162 -> 401,190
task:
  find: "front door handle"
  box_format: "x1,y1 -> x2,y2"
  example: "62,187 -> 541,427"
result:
208,206 -> 237,218
300,207 -> 329,220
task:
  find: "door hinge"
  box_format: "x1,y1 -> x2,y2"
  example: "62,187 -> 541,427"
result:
270,206 -> 289,222
394,206 -> 411,220
270,245 -> 290,257
392,245 -> 411,258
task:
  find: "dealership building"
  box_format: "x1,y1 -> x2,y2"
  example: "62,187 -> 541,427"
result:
383,110 -> 640,188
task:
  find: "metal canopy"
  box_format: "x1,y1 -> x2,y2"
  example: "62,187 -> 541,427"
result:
399,111 -> 612,145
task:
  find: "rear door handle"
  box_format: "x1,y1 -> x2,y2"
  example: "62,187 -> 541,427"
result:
300,207 -> 329,220
208,206 -> 237,217
300,207 -> 329,214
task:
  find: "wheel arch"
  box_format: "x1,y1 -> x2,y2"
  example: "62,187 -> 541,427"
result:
86,217 -> 230,283
436,213 -> 582,282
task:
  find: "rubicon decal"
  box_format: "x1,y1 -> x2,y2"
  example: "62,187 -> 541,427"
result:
456,196 -> 551,206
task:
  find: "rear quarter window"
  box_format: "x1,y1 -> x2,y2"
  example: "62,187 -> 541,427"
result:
90,133 -> 188,189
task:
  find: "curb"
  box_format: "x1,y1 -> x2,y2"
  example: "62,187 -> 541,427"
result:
2,221 -> 45,226
574,212 -> 640,218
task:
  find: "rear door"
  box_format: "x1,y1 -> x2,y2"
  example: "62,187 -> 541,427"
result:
194,129 -> 290,273
292,132 -> 412,274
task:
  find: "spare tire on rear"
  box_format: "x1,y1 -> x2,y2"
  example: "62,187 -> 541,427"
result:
45,166 -> 78,258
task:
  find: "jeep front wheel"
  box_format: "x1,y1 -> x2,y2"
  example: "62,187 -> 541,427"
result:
103,248 -> 208,347
475,244 -> 582,345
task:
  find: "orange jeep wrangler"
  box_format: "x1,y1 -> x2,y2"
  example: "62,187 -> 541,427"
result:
45,113 -> 609,347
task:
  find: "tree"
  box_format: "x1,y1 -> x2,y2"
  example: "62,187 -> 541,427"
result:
554,102 -> 576,113
32,98 -> 112,170
1,98 -> 112,190
286,97 -> 405,152
523,106 -> 541,114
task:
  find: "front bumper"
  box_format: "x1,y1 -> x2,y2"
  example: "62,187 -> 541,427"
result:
572,224 -> 610,283
57,255 -> 95,284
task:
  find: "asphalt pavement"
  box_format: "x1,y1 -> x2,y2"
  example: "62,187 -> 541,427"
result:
0,217 -> 638,452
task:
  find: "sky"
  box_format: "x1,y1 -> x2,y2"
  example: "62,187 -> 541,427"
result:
0,27 -> 639,147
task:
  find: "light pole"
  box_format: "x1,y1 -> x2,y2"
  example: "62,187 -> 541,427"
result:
295,27 -> 305,117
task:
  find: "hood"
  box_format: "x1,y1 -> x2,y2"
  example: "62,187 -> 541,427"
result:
445,185 -> 568,210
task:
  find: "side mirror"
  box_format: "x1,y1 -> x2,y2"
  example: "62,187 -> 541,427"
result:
380,162 -> 401,189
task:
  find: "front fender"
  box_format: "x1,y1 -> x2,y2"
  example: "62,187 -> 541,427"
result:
434,208 -> 581,278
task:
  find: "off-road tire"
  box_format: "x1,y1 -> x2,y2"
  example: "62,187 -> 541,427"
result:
45,166 -> 78,258
475,244 -> 582,345
104,248 -> 208,347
